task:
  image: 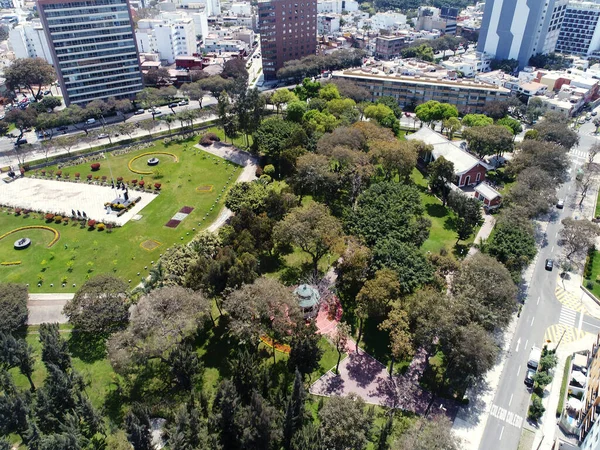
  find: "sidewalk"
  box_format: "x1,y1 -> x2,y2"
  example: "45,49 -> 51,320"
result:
531,333 -> 597,450
27,293 -> 73,324
467,213 -> 496,257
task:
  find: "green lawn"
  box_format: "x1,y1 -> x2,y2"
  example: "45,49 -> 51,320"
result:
585,250 -> 600,299
595,188 -> 600,219
411,168 -> 476,256
0,137 -> 241,291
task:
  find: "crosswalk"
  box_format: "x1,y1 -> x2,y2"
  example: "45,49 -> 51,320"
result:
489,404 -> 523,429
569,149 -> 589,160
559,306 -> 578,327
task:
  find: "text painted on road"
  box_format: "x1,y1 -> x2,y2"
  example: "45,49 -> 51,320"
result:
489,404 -> 523,429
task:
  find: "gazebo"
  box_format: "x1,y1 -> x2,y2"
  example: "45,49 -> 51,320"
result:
294,284 -> 321,319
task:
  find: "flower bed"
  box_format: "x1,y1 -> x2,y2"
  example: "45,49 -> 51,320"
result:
260,335 -> 291,354
128,152 -> 179,175
0,226 -> 60,248
1,261 -> 22,266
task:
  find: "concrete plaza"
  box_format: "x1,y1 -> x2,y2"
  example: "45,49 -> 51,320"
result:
0,177 -> 157,226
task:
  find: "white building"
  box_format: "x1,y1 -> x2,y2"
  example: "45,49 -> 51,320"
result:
230,2 -> 251,16
206,0 -> 221,16
370,11 -> 406,32
317,0 -> 358,14
317,14 -> 340,35
191,12 -> 209,44
9,20 -> 53,64
477,0 -> 568,68
136,15 -> 197,64
202,37 -> 247,53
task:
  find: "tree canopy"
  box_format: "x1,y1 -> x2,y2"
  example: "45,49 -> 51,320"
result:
0,283 -> 28,333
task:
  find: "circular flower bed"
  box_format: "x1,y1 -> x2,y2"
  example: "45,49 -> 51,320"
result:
0,226 -> 60,248
128,152 -> 178,175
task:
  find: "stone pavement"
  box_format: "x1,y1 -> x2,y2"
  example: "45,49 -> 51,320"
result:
27,293 -> 72,324
0,177 -> 157,226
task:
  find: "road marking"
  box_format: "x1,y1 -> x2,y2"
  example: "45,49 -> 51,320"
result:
525,340 -> 528,349
517,366 -> 521,376
499,426 -> 504,440
490,404 -> 523,430
515,338 -> 521,352
551,245 -> 555,252
509,394 -> 513,406
583,321 -> 600,329
531,317 -> 535,326
555,232 -> 558,238
579,310 -> 584,331
537,296 -> 540,305
559,306 -> 577,327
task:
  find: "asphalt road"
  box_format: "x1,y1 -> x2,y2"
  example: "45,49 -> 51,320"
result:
478,118 -> 600,450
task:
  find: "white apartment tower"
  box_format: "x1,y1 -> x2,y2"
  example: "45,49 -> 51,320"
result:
136,14 -> 197,64
477,0 -> 568,68
555,1 -> 600,56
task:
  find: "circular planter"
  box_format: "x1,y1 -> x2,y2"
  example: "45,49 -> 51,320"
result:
147,157 -> 159,166
14,237 -> 31,250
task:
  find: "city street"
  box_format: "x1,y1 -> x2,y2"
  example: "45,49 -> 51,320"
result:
477,118 -> 600,450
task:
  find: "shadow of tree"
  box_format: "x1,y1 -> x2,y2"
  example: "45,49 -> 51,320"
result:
426,203 -> 449,218
68,331 -> 107,363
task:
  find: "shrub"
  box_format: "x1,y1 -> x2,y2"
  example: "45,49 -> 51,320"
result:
101,175 -> 107,182
75,172 -> 80,179
91,163 -> 101,171
200,135 -> 212,146
154,183 -> 161,190
54,215 -> 62,223
97,223 -> 106,231
93,175 -> 100,181
587,281 -> 594,289
63,218 -> 69,225
206,132 -> 220,142
44,213 -> 54,221
131,179 -> 138,185
139,180 -> 145,187
263,164 -> 275,176
255,166 -> 263,177
117,177 -> 123,182
41,169 -> 46,176
63,172 -> 70,179
14,208 -> 22,216
87,219 -> 96,228
87,174 -> 93,180
55,170 -> 62,177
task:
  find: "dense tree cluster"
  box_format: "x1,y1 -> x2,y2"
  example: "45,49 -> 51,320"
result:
276,49 -> 365,82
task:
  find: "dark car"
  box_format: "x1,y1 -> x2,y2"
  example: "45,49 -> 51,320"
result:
15,138 -> 27,146
168,103 -> 179,108
57,125 -> 69,131
134,108 -> 145,115
545,259 -> 554,271
524,368 -> 536,387
44,90 -> 51,95
557,199 -> 565,209
593,111 -> 598,117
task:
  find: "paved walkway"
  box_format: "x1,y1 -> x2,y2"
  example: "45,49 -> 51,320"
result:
0,177 -> 157,225
467,213 -> 496,257
27,293 -> 72,324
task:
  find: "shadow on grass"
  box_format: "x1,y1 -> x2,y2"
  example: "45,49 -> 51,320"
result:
197,317 -> 235,380
443,216 -> 458,231
452,243 -> 469,259
361,317 -> 391,366
68,332 -> 107,363
426,203 -> 449,218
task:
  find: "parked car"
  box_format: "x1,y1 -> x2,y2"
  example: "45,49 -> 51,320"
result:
57,125 -> 69,131
557,199 -> 564,209
593,111 -> 598,117
168,102 -> 179,108
15,138 -> 27,146
152,109 -> 162,116
134,109 -> 145,115
44,90 -> 51,95
96,133 -> 109,139
178,100 -> 189,106
85,118 -> 96,125
545,259 -> 554,271
524,368 -> 536,387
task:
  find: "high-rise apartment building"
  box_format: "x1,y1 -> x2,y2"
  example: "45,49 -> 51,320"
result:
136,14 -> 197,64
555,1 -> 600,56
258,0 -> 317,81
9,20 -> 54,64
477,0 -> 568,68
37,0 -> 143,106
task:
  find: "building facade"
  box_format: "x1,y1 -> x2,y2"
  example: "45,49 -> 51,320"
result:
136,15 -> 197,64
9,20 -> 54,64
374,35 -> 406,60
477,0 -> 568,68
258,0 -> 317,81
37,0 -> 143,106
555,1 -> 600,56
332,69 -> 510,113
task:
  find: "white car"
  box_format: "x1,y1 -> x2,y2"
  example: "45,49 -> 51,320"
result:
86,118 -> 96,125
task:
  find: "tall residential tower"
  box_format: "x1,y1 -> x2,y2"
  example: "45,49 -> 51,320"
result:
37,0 -> 143,106
477,0 -> 568,68
555,1 -> 600,56
258,0 -> 317,81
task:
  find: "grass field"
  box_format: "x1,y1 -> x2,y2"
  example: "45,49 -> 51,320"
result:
411,168 -> 477,256
0,136 -> 241,291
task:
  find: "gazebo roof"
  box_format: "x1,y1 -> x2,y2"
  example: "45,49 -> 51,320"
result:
293,284 -> 320,308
